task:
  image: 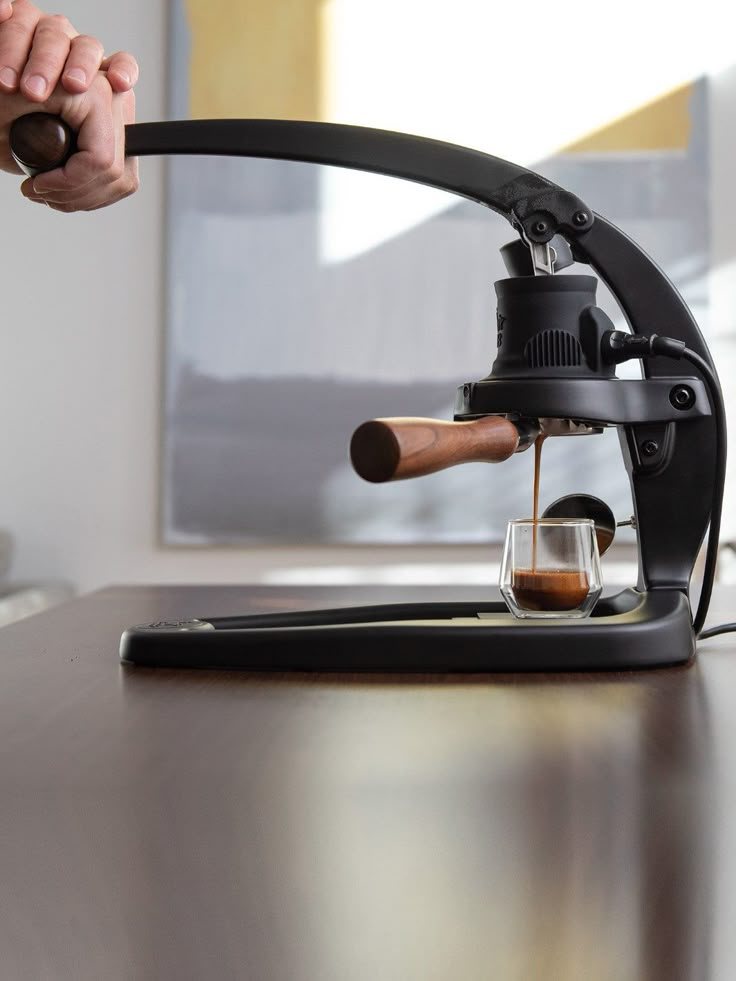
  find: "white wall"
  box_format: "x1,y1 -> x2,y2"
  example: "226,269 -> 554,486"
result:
3,0 -> 164,592
2,2 -> 734,593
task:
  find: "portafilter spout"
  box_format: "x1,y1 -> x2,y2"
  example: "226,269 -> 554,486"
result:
538,419 -> 604,437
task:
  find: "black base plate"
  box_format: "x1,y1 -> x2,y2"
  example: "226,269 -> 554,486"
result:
120,588 -> 695,673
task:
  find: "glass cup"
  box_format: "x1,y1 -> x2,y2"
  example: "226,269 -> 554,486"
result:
500,518 -> 602,619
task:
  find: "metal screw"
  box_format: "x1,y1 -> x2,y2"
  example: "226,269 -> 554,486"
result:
573,211 -> 589,227
532,220 -> 548,235
641,440 -> 659,457
670,385 -> 695,410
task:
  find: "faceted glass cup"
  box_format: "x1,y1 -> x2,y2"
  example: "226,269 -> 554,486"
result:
500,518 -> 603,619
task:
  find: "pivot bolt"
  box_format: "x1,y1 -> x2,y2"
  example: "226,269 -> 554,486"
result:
641,440 -> 659,457
532,220 -> 548,235
670,385 -> 695,410
573,211 -> 589,227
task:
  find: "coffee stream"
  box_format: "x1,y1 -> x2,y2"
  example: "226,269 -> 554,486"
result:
512,434 -> 590,612
531,434 -> 546,561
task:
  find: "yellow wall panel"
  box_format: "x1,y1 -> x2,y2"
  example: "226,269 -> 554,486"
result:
183,0 -> 323,120
565,84 -> 693,154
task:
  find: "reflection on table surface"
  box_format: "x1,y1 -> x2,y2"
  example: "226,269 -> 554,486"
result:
119,656 -> 710,977
0,585 -> 724,979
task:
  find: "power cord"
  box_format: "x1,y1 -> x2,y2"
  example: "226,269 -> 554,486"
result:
602,331 -> 727,638
700,622 -> 736,640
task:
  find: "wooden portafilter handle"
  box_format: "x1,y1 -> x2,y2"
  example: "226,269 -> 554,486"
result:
9,112 -> 76,177
350,415 -> 520,483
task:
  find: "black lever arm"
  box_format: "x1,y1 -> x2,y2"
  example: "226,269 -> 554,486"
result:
10,113 -> 716,376
9,112 -> 715,411
9,112 -> 712,360
9,113 -> 592,244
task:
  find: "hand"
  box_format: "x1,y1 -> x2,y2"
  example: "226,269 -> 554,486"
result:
0,2 -> 139,210
0,1 -> 137,101
10,73 -> 139,211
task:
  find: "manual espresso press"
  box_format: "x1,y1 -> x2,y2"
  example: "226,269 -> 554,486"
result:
346,240 -> 710,630
10,113 -> 724,672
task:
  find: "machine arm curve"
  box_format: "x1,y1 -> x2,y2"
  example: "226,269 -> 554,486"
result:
9,114 -> 714,363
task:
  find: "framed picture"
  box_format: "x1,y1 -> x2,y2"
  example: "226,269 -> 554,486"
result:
164,2 -> 709,545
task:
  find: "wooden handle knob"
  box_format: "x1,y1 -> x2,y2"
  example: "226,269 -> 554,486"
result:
350,415 -> 520,483
10,113 -> 76,177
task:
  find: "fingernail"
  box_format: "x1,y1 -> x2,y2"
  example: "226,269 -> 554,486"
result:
0,67 -> 18,88
64,68 -> 86,86
115,70 -> 131,85
24,74 -> 47,97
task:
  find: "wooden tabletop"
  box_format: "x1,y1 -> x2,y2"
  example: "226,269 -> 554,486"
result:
0,583 -> 733,981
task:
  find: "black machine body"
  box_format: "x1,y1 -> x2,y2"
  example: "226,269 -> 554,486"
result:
455,264 -> 718,605
120,121 -> 720,670
10,113 -> 720,671
120,590 -> 695,672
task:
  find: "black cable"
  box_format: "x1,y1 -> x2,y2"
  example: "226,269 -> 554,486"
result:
699,621 -> 736,640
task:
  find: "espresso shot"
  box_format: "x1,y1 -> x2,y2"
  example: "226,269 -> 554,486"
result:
511,568 -> 590,612
500,519 -> 603,619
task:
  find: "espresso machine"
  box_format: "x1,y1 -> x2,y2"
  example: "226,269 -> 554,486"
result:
11,114 -> 725,672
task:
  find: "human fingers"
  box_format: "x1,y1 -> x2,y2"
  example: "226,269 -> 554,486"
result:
0,0 -> 41,93
0,1 -> 15,26
100,51 -> 139,92
19,13 -> 81,101
0,4 -> 117,97
32,76 -> 116,195
45,91 -> 138,211
29,83 -> 138,210
60,34 -> 111,94
22,170 -> 134,210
